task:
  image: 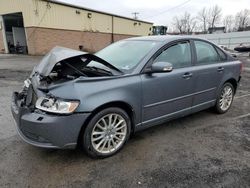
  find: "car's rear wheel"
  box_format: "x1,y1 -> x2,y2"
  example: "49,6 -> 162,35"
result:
82,107 -> 131,158
215,82 -> 235,114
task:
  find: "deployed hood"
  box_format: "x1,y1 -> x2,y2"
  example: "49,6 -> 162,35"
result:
35,46 -> 87,77
35,46 -> 122,77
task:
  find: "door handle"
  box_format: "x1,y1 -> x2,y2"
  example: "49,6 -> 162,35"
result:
217,67 -> 224,72
182,72 -> 193,79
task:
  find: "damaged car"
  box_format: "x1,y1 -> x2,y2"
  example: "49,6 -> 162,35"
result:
11,36 -> 242,158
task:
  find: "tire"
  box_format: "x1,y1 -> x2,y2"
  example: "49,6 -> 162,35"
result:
82,107 -> 131,158
215,82 -> 235,114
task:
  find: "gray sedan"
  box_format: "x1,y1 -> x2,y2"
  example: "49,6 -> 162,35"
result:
11,36 -> 242,158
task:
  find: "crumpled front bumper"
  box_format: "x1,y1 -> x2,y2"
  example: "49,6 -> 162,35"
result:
11,92 -> 90,149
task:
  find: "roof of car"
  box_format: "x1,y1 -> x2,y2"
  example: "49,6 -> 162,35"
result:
125,35 -> 205,42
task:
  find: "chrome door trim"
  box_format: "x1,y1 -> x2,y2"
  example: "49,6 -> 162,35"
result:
144,87 -> 216,108
142,100 -> 216,125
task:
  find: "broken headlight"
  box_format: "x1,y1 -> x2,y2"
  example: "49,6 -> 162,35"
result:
23,79 -> 31,88
35,97 -> 79,114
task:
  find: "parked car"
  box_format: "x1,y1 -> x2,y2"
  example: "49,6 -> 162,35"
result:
11,36 -> 242,158
234,43 -> 250,53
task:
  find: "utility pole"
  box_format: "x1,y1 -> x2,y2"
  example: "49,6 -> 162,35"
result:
132,12 -> 139,20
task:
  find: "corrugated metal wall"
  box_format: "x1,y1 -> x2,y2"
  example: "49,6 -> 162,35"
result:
197,31 -> 250,49
0,0 -> 152,36
0,0 -> 34,27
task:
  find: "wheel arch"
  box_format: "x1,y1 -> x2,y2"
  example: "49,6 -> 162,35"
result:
224,78 -> 238,93
77,101 -> 136,146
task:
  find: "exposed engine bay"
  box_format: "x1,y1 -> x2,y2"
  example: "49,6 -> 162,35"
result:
44,56 -> 114,84
33,47 -> 123,85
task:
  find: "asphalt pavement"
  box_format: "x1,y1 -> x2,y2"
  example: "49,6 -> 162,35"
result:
0,54 -> 249,188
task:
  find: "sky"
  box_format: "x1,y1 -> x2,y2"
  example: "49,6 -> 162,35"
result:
59,0 -> 249,27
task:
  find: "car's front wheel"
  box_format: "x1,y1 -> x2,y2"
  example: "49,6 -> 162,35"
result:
82,107 -> 131,158
215,82 -> 235,114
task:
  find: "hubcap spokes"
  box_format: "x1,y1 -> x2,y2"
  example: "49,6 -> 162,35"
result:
219,86 -> 233,111
91,113 -> 127,154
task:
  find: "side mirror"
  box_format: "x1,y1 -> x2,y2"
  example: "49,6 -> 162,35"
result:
147,62 -> 173,73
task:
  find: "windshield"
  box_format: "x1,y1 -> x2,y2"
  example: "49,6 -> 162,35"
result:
90,40 -> 160,73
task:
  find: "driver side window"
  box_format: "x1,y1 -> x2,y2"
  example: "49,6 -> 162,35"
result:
154,41 -> 192,69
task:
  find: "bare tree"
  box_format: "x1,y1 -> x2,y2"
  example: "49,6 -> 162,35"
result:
234,9 -> 250,31
223,15 -> 234,32
208,5 -> 222,28
185,12 -> 197,34
172,12 -> 197,34
197,7 -> 208,33
173,16 -> 184,34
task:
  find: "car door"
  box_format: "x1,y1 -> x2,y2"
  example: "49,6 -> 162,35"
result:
140,40 -> 195,127
191,40 -> 225,112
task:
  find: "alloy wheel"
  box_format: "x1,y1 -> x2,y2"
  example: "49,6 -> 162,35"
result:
219,85 -> 233,111
91,113 -> 127,154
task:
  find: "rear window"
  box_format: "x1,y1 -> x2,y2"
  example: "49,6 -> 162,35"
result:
216,47 -> 227,61
194,40 -> 220,64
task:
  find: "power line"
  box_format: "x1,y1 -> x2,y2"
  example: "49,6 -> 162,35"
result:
143,0 -> 192,20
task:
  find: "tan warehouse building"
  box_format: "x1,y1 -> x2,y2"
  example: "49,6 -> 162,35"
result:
0,0 -> 153,55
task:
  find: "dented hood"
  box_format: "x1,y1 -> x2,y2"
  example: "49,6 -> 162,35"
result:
35,46 -> 122,77
35,46 -> 87,77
